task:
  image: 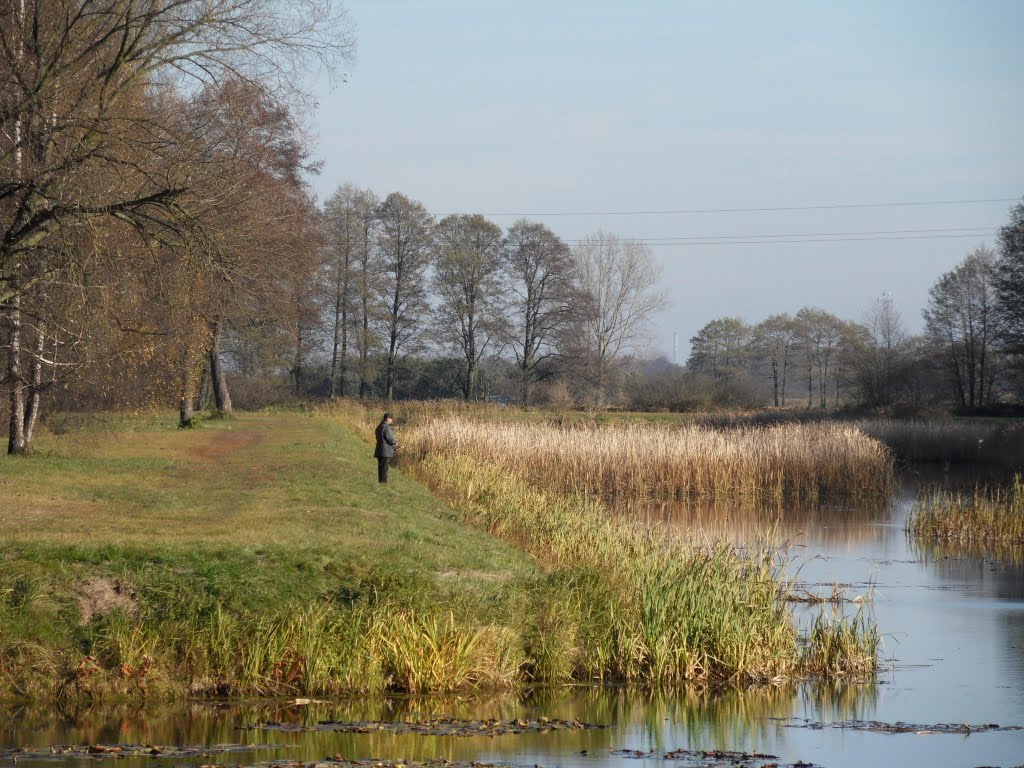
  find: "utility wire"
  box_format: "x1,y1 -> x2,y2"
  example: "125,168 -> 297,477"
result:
561,225 -> 997,245
624,232 -> 995,247
438,197 -> 1017,218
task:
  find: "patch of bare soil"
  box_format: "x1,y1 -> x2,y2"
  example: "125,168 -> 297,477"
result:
245,718 -> 606,736
74,577 -> 137,625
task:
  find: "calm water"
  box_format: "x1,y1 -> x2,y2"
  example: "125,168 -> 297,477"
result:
3,470 -> 1023,768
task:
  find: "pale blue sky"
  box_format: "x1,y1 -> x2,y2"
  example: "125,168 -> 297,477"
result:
309,0 -> 1024,358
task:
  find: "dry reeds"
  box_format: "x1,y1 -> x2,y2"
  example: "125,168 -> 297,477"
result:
907,474 -> 1024,545
403,417 -> 894,502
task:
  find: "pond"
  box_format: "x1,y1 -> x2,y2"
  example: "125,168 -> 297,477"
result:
3,469 -> 1023,768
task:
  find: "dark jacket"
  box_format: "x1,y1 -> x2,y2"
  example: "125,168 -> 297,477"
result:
374,421 -> 397,458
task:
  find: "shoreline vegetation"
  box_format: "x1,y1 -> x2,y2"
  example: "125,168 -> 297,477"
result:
403,417 -> 894,502
321,400 -> 884,681
907,475 -> 1024,546
1,403 -> 892,704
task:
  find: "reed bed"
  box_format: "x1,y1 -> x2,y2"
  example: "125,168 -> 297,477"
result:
402,417 -> 894,502
411,453 -> 877,684
907,475 -> 1024,546
24,600 -> 524,701
314,400 -> 880,685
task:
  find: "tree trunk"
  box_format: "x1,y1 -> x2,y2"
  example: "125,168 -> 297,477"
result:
6,294 -> 27,454
23,317 -> 46,446
179,350 -> 197,428
771,357 -> 779,407
209,317 -> 232,413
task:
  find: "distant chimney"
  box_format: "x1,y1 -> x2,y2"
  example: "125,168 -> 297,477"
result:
673,332 -> 679,365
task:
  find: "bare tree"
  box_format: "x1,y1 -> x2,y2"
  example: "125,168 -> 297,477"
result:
924,246 -> 1001,409
751,313 -> 798,407
432,214 -> 506,400
795,307 -> 844,409
322,184 -> 360,398
846,293 -> 911,407
500,219 -> 575,407
375,192 -> 433,401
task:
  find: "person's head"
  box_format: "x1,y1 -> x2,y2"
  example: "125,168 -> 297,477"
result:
383,412 -> 393,423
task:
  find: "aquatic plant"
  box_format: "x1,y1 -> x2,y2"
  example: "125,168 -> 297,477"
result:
907,474 -> 1024,545
414,453 -> 876,684
398,416 -> 894,502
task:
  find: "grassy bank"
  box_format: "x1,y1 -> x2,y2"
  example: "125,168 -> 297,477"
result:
907,474 -> 1024,546
0,411 -> 540,700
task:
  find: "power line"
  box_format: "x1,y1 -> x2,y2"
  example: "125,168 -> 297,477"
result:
630,232 -> 995,247
439,197 -> 1017,218
562,225 -> 997,245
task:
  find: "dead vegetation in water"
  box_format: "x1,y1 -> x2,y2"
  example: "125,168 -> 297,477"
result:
613,748 -> 821,767
246,717 -> 606,736
785,719 -> 1023,734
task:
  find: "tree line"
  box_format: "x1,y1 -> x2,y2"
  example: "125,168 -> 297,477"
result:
316,187 -> 667,407
675,201 -> 1024,414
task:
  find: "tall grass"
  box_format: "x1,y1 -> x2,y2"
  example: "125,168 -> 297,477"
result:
402,417 -> 894,502
317,399 -> 880,684
413,453 -> 875,684
907,475 -> 1024,545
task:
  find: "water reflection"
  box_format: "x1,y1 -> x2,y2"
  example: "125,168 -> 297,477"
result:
1,685 -> 881,766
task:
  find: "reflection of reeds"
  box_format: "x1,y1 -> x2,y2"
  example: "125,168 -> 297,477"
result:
404,417 -> 894,502
632,496 -> 893,549
909,535 -> 1024,565
907,475 -> 1024,546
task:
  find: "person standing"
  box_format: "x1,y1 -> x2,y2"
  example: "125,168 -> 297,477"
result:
374,412 -> 398,483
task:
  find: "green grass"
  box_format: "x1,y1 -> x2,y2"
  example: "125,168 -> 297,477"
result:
0,411 -> 539,700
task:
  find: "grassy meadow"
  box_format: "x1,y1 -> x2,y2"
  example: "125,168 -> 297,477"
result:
1,402 -> 882,703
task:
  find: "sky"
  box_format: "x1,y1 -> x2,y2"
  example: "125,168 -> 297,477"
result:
306,0 -> 1024,360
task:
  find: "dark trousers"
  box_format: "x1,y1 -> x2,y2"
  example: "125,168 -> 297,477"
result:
377,456 -> 391,483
